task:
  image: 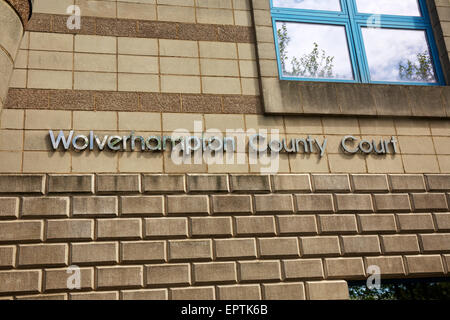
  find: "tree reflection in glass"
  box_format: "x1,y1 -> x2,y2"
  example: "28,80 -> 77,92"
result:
273,0 -> 341,11
276,22 -> 354,80
362,28 -> 436,83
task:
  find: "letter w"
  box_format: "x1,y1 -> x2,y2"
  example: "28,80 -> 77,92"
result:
49,130 -> 74,150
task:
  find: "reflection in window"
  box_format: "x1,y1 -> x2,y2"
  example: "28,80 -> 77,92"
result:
356,0 -> 421,16
276,22 -> 354,80
273,0 -> 341,11
362,28 -> 436,83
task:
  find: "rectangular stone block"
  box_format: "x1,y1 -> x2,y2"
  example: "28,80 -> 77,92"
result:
235,216 -> 276,236
0,270 -> 41,294
212,195 -> 253,215
146,264 -> 190,287
97,266 -> 143,289
214,238 -> 257,260
46,219 -> 93,241
295,194 -> 334,213
258,237 -> 299,258
167,195 -> 209,215
121,241 -> 166,263
300,236 -> 341,257
122,289 -> 168,300
373,194 -> 411,212
190,217 -> 232,237
351,174 -> 389,192
97,174 -> 141,193
239,261 -> 281,282
48,175 -> 94,193
168,240 -> 212,261
73,196 -> 118,217
271,174 -> 311,192
170,286 -> 215,300
45,267 -> 93,291
143,174 -> 185,193
0,246 -> 15,268
405,255 -> 445,275
306,281 -> 349,300
70,292 -> 119,300
389,174 -> 426,192
426,175 -> 450,191
283,259 -> 324,280
193,262 -> 237,284
412,193 -> 448,211
0,221 -> 43,242
18,244 -> 67,267
121,196 -> 164,216
145,218 -> 188,238
381,235 -> 420,254
420,234 -> 450,252
0,175 -> 45,194
364,256 -> 406,277
16,294 -> 67,300
342,235 -> 381,255
187,174 -> 228,193
22,197 -> 69,218
358,214 -> 397,233
397,214 -> 435,232
335,194 -> 373,212
277,215 -> 318,235
434,213 -> 450,231
325,258 -> 365,279
319,215 -> 358,234
263,283 -> 306,300
97,218 -> 142,240
230,175 -> 270,193
71,242 -> 118,265
254,194 -> 294,213
0,197 -> 19,218
312,174 -> 350,192
218,285 -> 261,300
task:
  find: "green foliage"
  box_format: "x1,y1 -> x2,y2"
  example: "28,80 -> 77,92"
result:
350,282 -> 450,300
399,50 -> 435,82
277,23 -> 335,78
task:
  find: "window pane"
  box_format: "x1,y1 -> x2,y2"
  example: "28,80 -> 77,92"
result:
356,0 -> 421,16
276,22 -> 354,80
273,0 -> 341,11
362,28 -> 436,83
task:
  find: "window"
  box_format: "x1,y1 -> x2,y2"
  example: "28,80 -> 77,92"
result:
271,0 -> 445,85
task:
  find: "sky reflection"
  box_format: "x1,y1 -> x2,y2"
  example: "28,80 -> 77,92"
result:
273,0 -> 341,11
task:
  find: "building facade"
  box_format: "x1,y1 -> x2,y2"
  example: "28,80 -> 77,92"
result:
0,0 -> 449,300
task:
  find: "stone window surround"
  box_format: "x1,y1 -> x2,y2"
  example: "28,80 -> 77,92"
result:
251,0 -> 450,118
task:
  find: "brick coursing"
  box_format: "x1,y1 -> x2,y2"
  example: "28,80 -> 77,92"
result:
0,173 -> 449,300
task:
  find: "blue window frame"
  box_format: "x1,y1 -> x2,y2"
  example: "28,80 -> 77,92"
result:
270,0 -> 445,85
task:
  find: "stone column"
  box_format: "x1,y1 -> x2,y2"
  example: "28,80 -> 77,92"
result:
0,0 -> 32,113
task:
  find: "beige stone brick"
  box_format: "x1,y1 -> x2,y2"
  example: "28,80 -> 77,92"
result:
263,283 -> 306,300
170,286 -> 215,300
405,255 -> 445,275
335,194 -> 374,212
0,221 -> 43,242
74,72 -> 117,91
97,266 -> 143,289
427,175 -> 450,191
22,197 -> 69,218
0,152 -> 23,173
235,216 -> 276,236
121,241 -> 165,263
28,70 -> 72,90
118,37 -> 158,56
145,218 -> 188,238
277,215 -> 318,235
283,259 -> 324,280
397,214 -> 435,232
118,73 -> 159,92
351,174 -> 389,192
161,75 -> 201,93
358,214 -> 397,233
364,256 -> 406,277
319,215 -> 358,234
75,35 -> 116,54
25,110 -> 71,130
0,197 -> 19,218
167,195 -> 209,215
46,219 -> 93,241
434,213 -> 450,231
412,193 -> 448,211
162,113 -> 203,132
381,235 -> 420,254
70,291 -> 119,300
295,194 -> 334,213
168,239 -> 212,261
218,285 -> 261,300
159,39 -> 198,58
48,175 -> 94,193
18,244 -> 67,267
97,218 -> 142,240
193,262 -> 237,284
187,174 -> 228,193
374,194 -> 411,212
239,261 -> 281,282
73,196 -> 118,217
191,217 -> 233,237
306,281 -> 349,300
28,50 -> 73,70
254,194 -> 294,213
118,152 -> 163,173
199,42 -> 237,59
420,234 -> 450,252
325,258 -> 365,279
71,242 -> 118,265
0,246 -> 15,268
214,238 -> 257,260
312,174 -> 350,192
403,155 -> 440,174
45,267 -> 93,291
258,237 -> 299,258
71,151 -> 118,173
212,195 -> 253,215
300,236 -> 341,257
29,32 -> 73,52
121,196 -> 164,216
389,174 -> 426,192
143,174 -> 185,193
0,109 -> 24,129
146,264 -> 190,286
342,235 -> 381,255
122,289 -> 168,300
22,152 -> 71,174
0,270 -> 41,294
97,174 -> 141,193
